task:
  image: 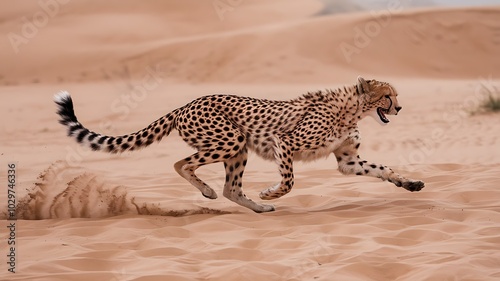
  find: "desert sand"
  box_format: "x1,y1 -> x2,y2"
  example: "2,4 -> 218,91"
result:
1,1 -> 500,280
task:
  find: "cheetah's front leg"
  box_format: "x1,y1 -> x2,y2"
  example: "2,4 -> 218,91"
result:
334,140 -> 424,192
223,148 -> 275,213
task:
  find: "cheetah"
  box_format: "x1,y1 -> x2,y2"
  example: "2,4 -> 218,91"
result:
54,77 -> 424,213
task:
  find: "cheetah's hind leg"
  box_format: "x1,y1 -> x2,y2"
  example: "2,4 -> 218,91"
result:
259,138 -> 294,200
174,151 -> 219,199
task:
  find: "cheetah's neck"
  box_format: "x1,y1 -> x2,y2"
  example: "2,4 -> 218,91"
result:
295,85 -> 361,119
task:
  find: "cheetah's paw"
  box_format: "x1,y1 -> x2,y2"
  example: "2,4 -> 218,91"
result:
259,183 -> 283,200
253,203 -> 275,213
201,188 -> 218,199
402,180 -> 425,192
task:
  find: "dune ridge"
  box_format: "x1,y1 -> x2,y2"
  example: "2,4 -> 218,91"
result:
1,4 -> 499,84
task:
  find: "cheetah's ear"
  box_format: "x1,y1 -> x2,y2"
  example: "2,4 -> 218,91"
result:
357,76 -> 370,94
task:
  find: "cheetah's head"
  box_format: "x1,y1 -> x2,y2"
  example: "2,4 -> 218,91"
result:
357,76 -> 402,126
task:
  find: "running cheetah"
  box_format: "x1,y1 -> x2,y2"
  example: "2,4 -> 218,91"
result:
54,77 -> 424,213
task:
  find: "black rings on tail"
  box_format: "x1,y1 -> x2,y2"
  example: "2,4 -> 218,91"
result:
54,91 -> 176,153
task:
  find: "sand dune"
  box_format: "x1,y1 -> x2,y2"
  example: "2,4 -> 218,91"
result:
1,3 -> 499,84
1,1 -> 500,280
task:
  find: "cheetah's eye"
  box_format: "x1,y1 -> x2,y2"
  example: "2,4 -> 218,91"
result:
385,95 -> 390,99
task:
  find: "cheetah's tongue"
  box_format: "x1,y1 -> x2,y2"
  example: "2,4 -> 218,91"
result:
377,108 -> 390,124
369,108 -> 390,126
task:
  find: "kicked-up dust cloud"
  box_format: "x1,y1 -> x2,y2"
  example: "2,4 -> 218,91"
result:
6,161 -> 229,220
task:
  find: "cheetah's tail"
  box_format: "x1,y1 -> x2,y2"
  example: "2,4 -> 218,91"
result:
54,91 -> 177,154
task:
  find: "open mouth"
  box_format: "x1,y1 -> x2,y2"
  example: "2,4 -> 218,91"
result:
377,107 -> 390,123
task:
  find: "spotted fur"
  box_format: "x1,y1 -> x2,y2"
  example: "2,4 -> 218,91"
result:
54,77 -> 424,213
